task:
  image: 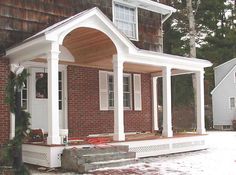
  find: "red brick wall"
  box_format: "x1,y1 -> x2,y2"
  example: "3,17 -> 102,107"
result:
67,65 -> 152,137
0,58 -> 10,144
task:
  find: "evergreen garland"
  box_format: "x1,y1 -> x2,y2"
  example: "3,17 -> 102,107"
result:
3,69 -> 31,174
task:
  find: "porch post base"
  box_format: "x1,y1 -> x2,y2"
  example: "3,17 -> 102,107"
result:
47,136 -> 61,145
162,130 -> 173,138
113,133 -> 125,141
196,128 -> 206,135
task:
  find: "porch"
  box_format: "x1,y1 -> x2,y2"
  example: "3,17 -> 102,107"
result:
5,7 -> 212,168
22,132 -> 207,168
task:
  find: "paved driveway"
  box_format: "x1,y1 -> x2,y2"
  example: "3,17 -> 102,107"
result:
92,131 -> 236,175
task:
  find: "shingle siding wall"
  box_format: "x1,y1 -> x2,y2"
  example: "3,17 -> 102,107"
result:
0,58 -> 10,144
67,65 -> 152,137
0,0 -> 164,53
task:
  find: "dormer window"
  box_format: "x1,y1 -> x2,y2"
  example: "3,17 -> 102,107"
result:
113,1 -> 138,40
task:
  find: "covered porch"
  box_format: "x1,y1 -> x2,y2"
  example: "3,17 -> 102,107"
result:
5,7 -> 212,168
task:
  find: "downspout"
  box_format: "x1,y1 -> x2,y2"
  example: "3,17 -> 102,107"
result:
161,12 -> 173,24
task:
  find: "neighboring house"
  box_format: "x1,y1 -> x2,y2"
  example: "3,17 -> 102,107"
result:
0,0 -> 212,168
211,58 -> 236,130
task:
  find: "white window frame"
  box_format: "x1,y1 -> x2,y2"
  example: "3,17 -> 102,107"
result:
21,76 -> 28,111
229,97 -> 235,109
112,0 -> 139,41
107,72 -> 132,110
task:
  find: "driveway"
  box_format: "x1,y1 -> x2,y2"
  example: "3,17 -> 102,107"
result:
91,131 -> 236,175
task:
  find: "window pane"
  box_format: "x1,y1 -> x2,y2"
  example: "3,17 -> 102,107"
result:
22,90 -> 27,99
36,72 -> 48,98
109,91 -> 114,107
59,101 -> 62,110
58,72 -> 62,81
22,100 -> 27,110
124,93 -> 130,107
59,82 -> 62,90
230,97 -> 235,108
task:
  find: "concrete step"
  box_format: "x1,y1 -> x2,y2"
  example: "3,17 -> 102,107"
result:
64,145 -> 129,157
82,151 -> 136,163
78,158 -> 138,173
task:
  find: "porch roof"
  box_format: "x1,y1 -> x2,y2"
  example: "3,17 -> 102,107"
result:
5,7 -> 212,72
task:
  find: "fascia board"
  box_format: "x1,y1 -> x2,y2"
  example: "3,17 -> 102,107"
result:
124,53 -> 205,72
130,50 -> 212,68
6,36 -> 47,56
116,0 -> 176,15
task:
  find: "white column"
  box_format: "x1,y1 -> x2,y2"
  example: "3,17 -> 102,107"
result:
47,42 -> 61,145
152,76 -> 159,131
113,54 -> 125,141
9,113 -> 15,139
196,70 -> 206,134
162,66 -> 173,137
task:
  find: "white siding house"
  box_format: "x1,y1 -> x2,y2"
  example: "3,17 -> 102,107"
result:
212,58 -> 236,130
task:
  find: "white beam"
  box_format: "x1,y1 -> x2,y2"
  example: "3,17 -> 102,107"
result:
47,42 -> 61,145
196,70 -> 206,134
152,76 -> 159,131
113,55 -> 125,141
162,66 -> 173,137
152,69 -> 194,77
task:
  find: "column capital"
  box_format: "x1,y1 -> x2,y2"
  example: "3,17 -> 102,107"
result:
162,66 -> 172,71
46,41 -> 61,61
112,54 -> 124,64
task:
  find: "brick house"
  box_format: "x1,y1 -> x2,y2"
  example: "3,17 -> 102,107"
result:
0,0 -> 211,167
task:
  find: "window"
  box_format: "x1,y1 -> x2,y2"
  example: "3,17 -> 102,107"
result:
21,79 -> 28,110
230,97 -> 235,108
35,71 -> 63,110
113,1 -> 138,40
108,74 -> 132,109
58,72 -> 63,110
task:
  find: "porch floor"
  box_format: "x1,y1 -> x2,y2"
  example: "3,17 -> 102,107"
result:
25,132 -> 203,146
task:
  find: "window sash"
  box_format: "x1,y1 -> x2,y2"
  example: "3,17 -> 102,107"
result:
113,2 -> 137,39
108,74 -> 132,109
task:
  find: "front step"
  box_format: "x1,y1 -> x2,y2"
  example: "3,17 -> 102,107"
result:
82,151 -> 136,163
61,145 -> 137,173
79,158 -> 138,173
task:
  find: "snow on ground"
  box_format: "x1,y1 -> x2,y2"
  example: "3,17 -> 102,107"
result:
91,131 -> 236,175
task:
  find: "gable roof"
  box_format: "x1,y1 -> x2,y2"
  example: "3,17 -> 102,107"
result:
6,7 -> 212,72
211,64 -> 236,94
214,58 -> 236,70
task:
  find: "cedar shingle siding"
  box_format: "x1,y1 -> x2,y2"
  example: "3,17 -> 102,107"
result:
0,0 -> 164,54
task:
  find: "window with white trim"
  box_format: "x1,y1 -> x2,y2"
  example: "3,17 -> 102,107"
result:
230,97 -> 235,108
107,73 -> 132,109
21,79 -> 28,110
58,72 -> 63,110
113,1 -> 138,40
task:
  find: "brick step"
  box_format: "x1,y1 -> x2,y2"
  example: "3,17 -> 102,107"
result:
82,151 -> 136,163
78,158 -> 138,173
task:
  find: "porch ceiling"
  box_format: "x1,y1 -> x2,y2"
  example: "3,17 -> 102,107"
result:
63,27 -> 117,65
